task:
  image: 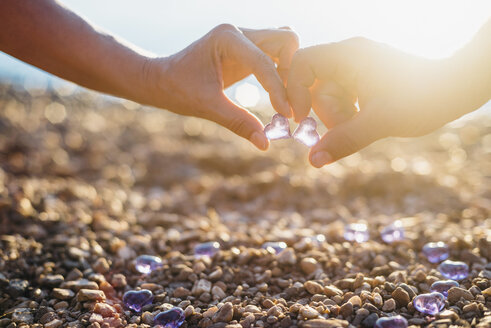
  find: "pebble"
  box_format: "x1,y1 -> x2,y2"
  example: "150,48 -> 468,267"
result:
12,308 -> 33,324
110,273 -> 127,288
45,319 -> 63,328
344,223 -> 369,243
76,289 -> 106,302
93,258 -> 110,274
391,287 -> 410,307
447,287 -> 474,303
302,318 -> 349,328
174,287 -> 191,298
324,285 -> 343,296
40,274 -> 64,287
380,221 -> 405,243
213,302 -> 234,323
300,258 -> 319,275
277,248 -> 297,265
362,313 -> 379,328
61,279 -> 98,291
430,280 -> 459,297
304,281 -> 324,295
339,302 -> 353,318
382,298 -> 396,312
300,306 -> 320,319
194,241 -> 220,258
7,279 -> 29,298
192,279 -> 212,295
52,288 -> 75,300
261,241 -> 287,254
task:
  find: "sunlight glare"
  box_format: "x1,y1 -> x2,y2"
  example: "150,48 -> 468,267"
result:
235,82 -> 260,108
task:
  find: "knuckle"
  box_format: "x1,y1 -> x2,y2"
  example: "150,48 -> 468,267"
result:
212,23 -> 239,37
282,30 -> 300,48
227,116 -> 249,136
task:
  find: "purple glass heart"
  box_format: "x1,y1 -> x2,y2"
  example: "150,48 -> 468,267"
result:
374,315 -> 408,328
194,241 -> 220,259
154,307 -> 185,328
264,113 -> 291,140
438,260 -> 469,280
430,280 -> 459,298
134,255 -> 163,274
292,117 -> 320,147
343,223 -> 369,243
123,289 -> 153,312
380,220 -> 405,243
422,242 -> 449,263
413,292 -> 445,315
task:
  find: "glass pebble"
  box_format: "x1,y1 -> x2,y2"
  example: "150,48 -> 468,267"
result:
374,315 -> 408,328
380,220 -> 405,243
438,260 -> 469,280
123,289 -> 153,312
422,242 -> 449,263
343,223 -> 369,243
430,280 -> 459,297
413,292 -> 445,315
154,307 -> 185,328
134,255 -> 162,274
264,113 -> 291,140
292,117 -> 320,147
303,234 -> 326,247
194,241 -> 220,259
262,241 -> 287,254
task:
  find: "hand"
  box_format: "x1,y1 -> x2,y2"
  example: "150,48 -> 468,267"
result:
287,37 -> 490,167
145,24 -> 298,150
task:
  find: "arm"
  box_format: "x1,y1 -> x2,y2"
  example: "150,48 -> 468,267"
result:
0,0 -> 299,150
287,19 -> 491,167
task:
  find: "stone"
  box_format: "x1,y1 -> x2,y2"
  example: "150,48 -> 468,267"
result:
61,279 -> 98,291
382,298 -> 396,312
123,289 -> 153,312
380,221 -> 405,243
324,285 -> 343,297
264,114 -> 291,140
93,258 -> 110,274
339,302 -> 353,318
94,302 -> 117,317
292,117 -> 320,147
174,287 -> 191,298
110,274 -> 127,288
343,223 -> 369,243
7,279 -> 29,298
277,248 -> 296,265
300,306 -> 320,319
362,313 -> 379,328
77,289 -> 106,302
12,308 -> 33,324
304,281 -> 324,295
194,241 -> 220,259
413,292 -> 445,315
192,279 -> 212,295
302,318 -> 349,328
153,307 -> 185,328
40,274 -> 64,287
391,287 -> 410,307
300,258 -> 319,275
211,286 -> 226,300
422,242 -> 449,263
447,287 -> 473,303
45,319 -> 63,328
430,280 -> 459,298
438,260 -> 469,280
213,302 -> 234,323
134,255 -> 162,274
261,241 -> 287,254
52,288 -> 75,300
374,315 -> 408,328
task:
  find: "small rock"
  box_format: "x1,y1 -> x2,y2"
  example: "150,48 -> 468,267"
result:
7,279 -> 29,298
76,289 -> 106,302
391,287 -> 410,307
300,306 -> 320,319
447,287 -> 473,303
62,279 -> 98,291
12,308 -> 33,324
324,285 -> 343,297
39,312 -> 58,324
339,302 -> 353,318
300,258 -> 319,275
213,302 -> 234,323
361,313 -> 378,328
302,318 -> 349,328
110,274 -> 126,288
277,248 -> 297,265
382,298 -> 396,312
304,281 -> 324,295
436,310 -> 459,321
93,303 -> 116,317
52,288 -> 75,300
141,312 -> 154,325
174,287 -> 191,298
211,285 -> 226,300
462,302 -> 478,313
192,279 -> 212,295
40,274 -> 64,287
45,319 -> 63,328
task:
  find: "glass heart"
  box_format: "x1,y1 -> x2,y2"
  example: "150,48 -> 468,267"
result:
264,113 -> 291,140
292,117 -> 320,147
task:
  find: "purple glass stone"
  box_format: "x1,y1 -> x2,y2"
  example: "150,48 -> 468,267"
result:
194,241 -> 220,259
413,292 -> 445,315
438,260 -> 469,280
264,114 -> 291,140
374,315 -> 408,328
134,255 -> 163,274
430,280 -> 459,297
343,223 -> 369,243
292,117 -> 320,147
262,241 -> 287,254
380,220 -> 405,243
154,307 -> 185,328
123,289 -> 153,312
422,242 -> 449,263
303,234 -> 326,247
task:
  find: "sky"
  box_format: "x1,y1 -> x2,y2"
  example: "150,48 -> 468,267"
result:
0,0 -> 490,111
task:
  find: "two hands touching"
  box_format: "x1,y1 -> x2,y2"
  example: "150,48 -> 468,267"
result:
1,1 -> 490,167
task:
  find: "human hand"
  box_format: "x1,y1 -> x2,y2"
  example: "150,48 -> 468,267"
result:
145,24 -> 298,150
287,37 -> 489,167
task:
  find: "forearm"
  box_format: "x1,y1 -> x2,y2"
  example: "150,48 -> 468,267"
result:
0,0 -> 153,104
444,19 -> 491,117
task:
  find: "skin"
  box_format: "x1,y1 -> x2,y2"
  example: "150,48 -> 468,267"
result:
287,19 -> 491,167
0,0 -> 298,150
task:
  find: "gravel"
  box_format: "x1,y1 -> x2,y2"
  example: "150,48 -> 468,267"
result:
0,83 -> 490,327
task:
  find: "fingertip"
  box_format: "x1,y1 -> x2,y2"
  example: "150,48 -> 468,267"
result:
250,131 -> 269,151
309,150 -> 333,168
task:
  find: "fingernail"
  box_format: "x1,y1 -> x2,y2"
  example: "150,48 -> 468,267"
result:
311,151 -> 332,167
251,131 -> 268,150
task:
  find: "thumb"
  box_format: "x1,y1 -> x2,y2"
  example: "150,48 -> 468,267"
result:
209,96 -> 270,151
309,113 -> 383,167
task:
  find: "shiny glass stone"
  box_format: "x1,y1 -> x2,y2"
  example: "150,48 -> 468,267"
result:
343,223 -> 369,243
123,289 -> 153,312
262,241 -> 287,254
134,255 -> 163,274
264,113 -> 291,140
303,234 -> 326,247
380,220 -> 405,243
430,280 -> 459,297
438,260 -> 469,280
374,315 -> 408,328
413,292 -> 445,315
422,242 -> 449,263
154,307 -> 185,328
292,117 -> 320,147
194,241 -> 220,259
